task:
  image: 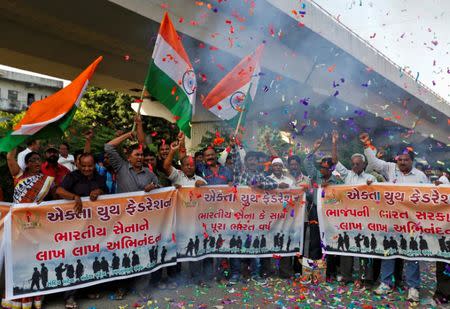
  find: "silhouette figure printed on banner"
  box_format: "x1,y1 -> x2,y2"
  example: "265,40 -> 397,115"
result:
155,246 -> 159,263
186,239 -> 195,256
343,232 -> 350,251
261,235 -> 267,249
230,235 -> 237,248
419,236 -> 429,251
76,259 -> 84,280
65,264 -> 75,279
209,236 -> 216,249
100,257 -> 109,276
55,263 -> 65,286
131,251 -> 140,267
287,236 -> 291,251
438,236 -> 447,252
274,233 -> 280,248
203,237 -> 208,251
236,236 -> 243,249
446,240 -> 450,252
383,236 -> 390,250
354,234 -> 362,249
93,257 -> 101,273
337,234 -> 344,251
112,253 -> 120,269
122,254 -> 131,268
363,236 -> 370,249
30,267 -> 40,290
279,234 -> 285,251
40,263 -> 48,288
409,237 -> 418,250
194,236 -> 200,255
161,246 -> 167,263
253,236 -> 260,249
244,234 -> 252,249
400,235 -> 407,250
149,247 -> 155,264
370,234 -> 377,252
389,237 -> 398,251
216,234 -> 224,250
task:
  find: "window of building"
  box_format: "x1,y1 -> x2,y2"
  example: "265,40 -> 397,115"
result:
27,93 -> 35,106
8,90 -> 18,102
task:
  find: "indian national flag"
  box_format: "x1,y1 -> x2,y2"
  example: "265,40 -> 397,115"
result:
202,44 -> 264,128
0,56 -> 103,153
144,12 -> 196,138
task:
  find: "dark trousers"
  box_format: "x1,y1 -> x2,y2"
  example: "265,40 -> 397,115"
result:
151,264 -> 181,283
436,262 -> 450,297
190,259 -> 214,280
326,255 -> 339,278
340,256 -> 353,282
279,257 -> 292,278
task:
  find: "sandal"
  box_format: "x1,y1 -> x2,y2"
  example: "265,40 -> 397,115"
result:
65,296 -> 78,309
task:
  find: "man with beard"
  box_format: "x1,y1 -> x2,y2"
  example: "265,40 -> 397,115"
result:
361,133 -> 428,302
41,146 -> 70,186
197,146 -> 233,185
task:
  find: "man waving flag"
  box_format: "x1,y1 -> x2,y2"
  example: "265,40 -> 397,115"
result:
0,56 -> 103,153
144,12 -> 196,138
202,44 -> 264,129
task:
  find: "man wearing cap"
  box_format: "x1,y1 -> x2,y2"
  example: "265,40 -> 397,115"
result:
268,158 -> 293,188
332,130 -> 377,289
41,146 -> 70,186
360,132 -> 428,303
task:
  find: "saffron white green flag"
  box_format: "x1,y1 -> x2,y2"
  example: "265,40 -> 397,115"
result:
144,12 -> 196,138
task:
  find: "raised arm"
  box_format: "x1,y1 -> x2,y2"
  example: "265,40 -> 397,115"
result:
264,134 -> 279,158
107,131 -> 134,147
134,114 -> 146,146
177,132 -> 187,162
331,130 -> 338,165
7,149 -> 21,177
303,138 -> 323,179
83,129 -> 94,153
360,133 -> 392,179
104,131 -> 134,172
163,141 -> 179,176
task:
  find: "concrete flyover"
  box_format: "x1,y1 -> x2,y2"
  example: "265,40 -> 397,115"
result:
0,0 -> 448,149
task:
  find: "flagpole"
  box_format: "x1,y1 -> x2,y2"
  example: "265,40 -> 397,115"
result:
132,85 -> 146,132
233,83 -> 252,137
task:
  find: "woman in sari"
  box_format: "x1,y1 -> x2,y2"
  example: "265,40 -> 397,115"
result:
7,149 -> 54,204
3,149 -> 55,309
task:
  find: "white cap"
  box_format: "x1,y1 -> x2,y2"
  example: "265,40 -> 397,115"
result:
271,158 -> 284,165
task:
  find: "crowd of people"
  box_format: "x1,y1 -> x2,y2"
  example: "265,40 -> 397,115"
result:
1,115 -> 449,308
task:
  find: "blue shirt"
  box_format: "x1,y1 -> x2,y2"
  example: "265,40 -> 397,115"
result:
197,162 -> 233,185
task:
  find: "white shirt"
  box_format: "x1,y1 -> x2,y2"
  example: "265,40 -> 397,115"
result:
335,161 -> 377,185
17,147 -> 32,171
438,175 -> 449,184
268,174 -> 294,186
58,154 -> 76,171
168,167 -> 206,186
364,148 -> 429,184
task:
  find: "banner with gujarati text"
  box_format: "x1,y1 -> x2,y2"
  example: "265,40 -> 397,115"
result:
5,188 -> 177,299
317,184 -> 450,262
176,186 -> 305,260
0,203 -> 12,276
